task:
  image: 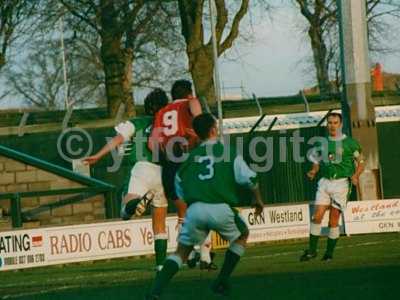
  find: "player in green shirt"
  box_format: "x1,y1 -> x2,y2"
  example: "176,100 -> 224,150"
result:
300,112 -> 365,261
83,88 -> 170,271
146,114 -> 264,299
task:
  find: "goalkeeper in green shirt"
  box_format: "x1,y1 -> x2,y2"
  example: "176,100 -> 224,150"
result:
146,114 -> 264,299
300,112 -> 365,262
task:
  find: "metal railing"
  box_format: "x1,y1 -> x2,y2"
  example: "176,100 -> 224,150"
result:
0,145 -> 117,228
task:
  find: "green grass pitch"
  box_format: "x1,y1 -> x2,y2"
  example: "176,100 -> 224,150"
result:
1,233 -> 399,300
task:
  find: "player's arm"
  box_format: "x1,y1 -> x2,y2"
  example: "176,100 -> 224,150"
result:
83,135 -> 125,165
148,116 -> 164,153
188,95 -> 202,117
307,164 -> 320,180
234,155 -> 264,216
174,174 -> 187,224
83,121 -> 135,165
351,146 -> 365,186
306,147 -> 320,180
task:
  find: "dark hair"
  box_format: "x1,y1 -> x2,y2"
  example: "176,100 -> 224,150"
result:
193,113 -> 216,140
327,112 -> 343,123
144,88 -> 169,115
171,80 -> 192,100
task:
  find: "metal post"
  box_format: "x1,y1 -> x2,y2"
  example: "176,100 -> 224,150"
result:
104,191 -> 114,219
208,0 -> 224,140
18,112 -> 30,137
104,190 -> 118,219
337,0 -> 381,200
337,0 -> 352,135
11,194 -> 23,228
60,12 -> 69,110
252,93 -> 263,116
299,90 -> 310,113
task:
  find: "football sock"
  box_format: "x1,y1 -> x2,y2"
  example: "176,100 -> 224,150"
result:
200,236 -> 212,263
154,235 -> 168,268
217,244 -> 245,284
326,227 -> 340,256
187,249 -> 197,261
151,255 -> 182,296
309,222 -> 321,253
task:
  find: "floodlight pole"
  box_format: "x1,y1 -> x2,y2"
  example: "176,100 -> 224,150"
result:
60,13 -> 69,110
208,0 -> 224,141
337,0 -> 381,200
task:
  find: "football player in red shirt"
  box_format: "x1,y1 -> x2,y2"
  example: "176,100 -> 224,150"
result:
149,80 -> 201,221
149,80 -> 216,270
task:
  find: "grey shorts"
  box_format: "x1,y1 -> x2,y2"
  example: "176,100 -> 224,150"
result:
178,202 -> 248,246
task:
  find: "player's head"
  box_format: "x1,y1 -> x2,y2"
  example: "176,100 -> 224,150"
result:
327,112 -> 343,137
144,88 -> 169,116
171,80 -> 192,100
193,113 -> 217,141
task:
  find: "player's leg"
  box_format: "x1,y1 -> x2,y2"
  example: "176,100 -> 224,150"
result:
300,178 -> 330,261
187,234 -> 216,270
149,164 -> 169,271
322,179 -> 349,261
186,245 -> 200,268
152,207 -> 168,271
146,243 -> 194,300
212,205 -> 249,296
147,202 -> 207,299
323,207 -> 341,261
121,162 -> 153,220
160,156 -> 187,223
121,193 -> 143,220
301,204 -> 329,260
199,232 -> 217,270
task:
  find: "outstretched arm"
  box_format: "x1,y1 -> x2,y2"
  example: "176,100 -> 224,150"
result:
83,134 -> 125,165
83,121 -> 135,165
234,155 -> 264,216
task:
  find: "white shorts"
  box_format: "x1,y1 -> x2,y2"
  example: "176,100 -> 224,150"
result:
125,161 -> 167,208
178,202 -> 248,246
314,178 -> 350,210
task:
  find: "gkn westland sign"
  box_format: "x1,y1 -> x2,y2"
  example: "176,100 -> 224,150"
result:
241,204 -> 309,243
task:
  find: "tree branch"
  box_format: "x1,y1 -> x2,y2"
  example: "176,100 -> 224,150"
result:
119,0 -> 145,34
219,0 -> 249,55
213,0 -> 228,44
296,0 -> 313,21
59,0 -> 98,31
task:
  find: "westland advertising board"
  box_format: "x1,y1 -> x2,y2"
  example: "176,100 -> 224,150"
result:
344,199 -> 400,234
0,217 -> 179,271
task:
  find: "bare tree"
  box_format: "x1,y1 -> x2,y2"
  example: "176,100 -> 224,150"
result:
0,0 -> 35,71
56,0 -> 173,117
4,37 -> 105,110
293,0 -> 400,95
2,1 -> 186,111
366,0 -> 400,53
178,0 -> 250,104
294,0 -> 336,96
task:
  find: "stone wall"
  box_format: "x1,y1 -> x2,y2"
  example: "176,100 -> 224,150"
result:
0,155 -> 105,230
